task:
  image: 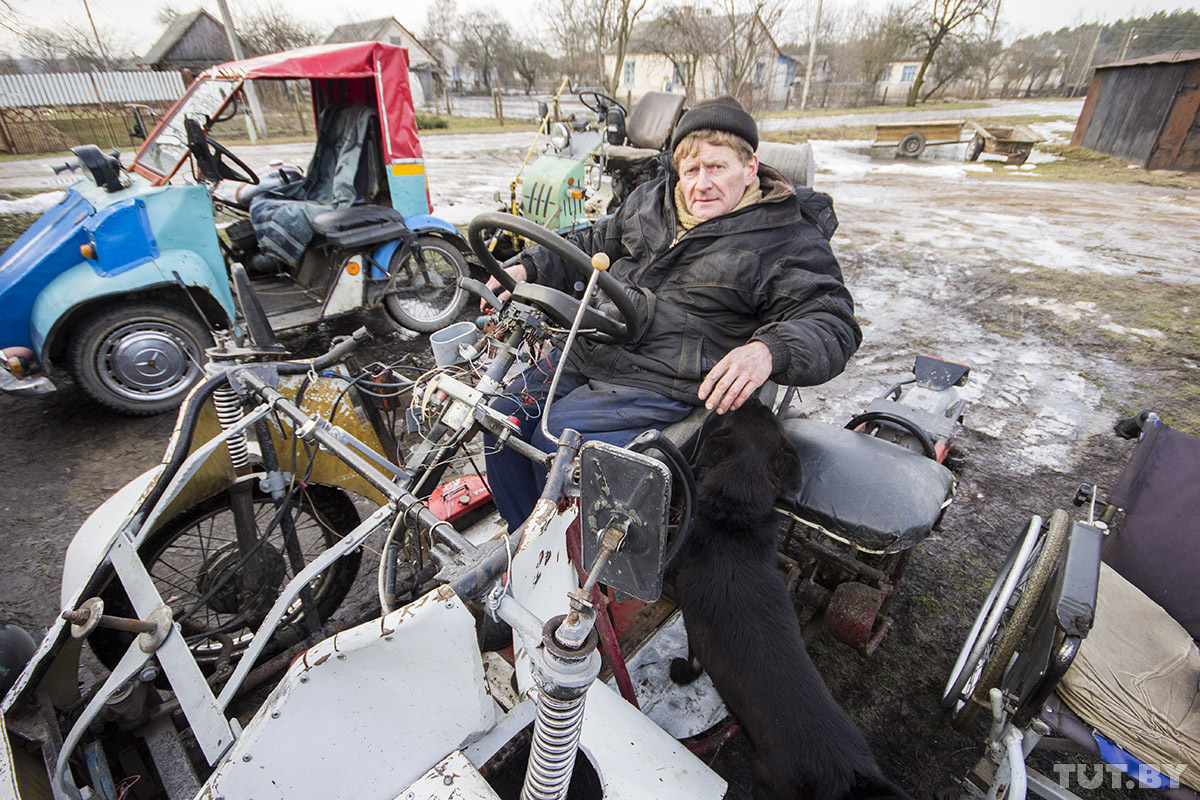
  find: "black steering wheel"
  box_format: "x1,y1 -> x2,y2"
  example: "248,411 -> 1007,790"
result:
184,117 -> 259,185
578,90 -> 626,117
466,212 -> 639,344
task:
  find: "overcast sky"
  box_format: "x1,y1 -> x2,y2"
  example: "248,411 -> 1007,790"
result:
2,0 -> 1195,59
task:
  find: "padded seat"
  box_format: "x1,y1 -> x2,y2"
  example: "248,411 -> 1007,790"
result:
778,418 -> 954,553
310,205 -> 410,250
596,143 -> 664,172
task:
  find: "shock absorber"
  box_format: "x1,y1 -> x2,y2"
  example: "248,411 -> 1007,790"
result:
521,616 -> 601,800
213,385 -> 250,472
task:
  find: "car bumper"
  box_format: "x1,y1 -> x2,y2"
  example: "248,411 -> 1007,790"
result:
0,367 -> 56,395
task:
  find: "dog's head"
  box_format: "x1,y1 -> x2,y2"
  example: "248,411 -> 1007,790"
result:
694,398 -> 801,517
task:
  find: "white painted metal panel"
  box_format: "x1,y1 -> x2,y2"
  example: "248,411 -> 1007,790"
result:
200,587 -> 496,800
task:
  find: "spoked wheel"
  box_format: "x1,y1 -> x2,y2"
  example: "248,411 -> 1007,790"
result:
383,235 -> 469,333
93,485 -> 362,671
942,509 -> 1069,730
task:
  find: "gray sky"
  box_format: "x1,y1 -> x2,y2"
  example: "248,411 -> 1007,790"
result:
2,0 -> 1196,59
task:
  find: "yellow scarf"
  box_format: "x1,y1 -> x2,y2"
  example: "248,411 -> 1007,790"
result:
674,179 -> 764,237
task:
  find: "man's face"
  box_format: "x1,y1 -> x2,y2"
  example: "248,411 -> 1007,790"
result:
677,143 -> 758,221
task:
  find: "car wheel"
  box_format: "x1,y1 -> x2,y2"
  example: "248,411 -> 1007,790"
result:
70,302 -> 212,416
897,132 -> 926,158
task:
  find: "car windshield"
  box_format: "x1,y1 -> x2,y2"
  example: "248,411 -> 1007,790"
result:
136,78 -> 239,178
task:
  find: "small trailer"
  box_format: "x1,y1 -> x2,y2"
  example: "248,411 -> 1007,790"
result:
963,119 -> 1044,165
872,119 -> 968,157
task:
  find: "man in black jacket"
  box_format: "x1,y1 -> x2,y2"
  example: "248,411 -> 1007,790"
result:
486,96 -> 861,529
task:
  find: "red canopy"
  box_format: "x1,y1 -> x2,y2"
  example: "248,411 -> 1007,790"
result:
200,41 -> 420,162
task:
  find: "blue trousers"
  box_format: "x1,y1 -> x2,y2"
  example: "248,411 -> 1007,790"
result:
486,357 -> 693,530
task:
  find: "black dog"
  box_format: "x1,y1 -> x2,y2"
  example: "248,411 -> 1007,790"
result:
671,399 -> 911,800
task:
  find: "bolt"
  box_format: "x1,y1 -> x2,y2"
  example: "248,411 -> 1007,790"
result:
336,653 -> 346,660
138,666 -> 160,683
242,754 -> 252,762
299,675 -> 309,684
443,775 -> 454,786
270,711 -> 280,719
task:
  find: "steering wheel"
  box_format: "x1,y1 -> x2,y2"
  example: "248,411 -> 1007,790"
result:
578,90 -> 626,117
466,211 -> 639,344
184,117 -> 259,185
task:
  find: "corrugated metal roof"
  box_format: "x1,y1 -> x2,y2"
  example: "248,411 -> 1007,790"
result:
0,71 -> 186,108
1097,50 -> 1200,70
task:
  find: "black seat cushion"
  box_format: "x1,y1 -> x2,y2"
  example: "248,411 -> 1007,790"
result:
310,205 -> 410,249
626,92 -> 686,151
779,418 -> 954,553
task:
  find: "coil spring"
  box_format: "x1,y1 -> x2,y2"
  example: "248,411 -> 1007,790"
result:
213,386 -> 250,471
521,690 -> 586,800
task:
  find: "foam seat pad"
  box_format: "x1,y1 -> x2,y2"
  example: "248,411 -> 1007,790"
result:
778,418 -> 954,553
1058,563 -> 1200,791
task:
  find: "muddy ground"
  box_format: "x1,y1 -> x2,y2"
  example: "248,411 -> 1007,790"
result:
2,119 -> 1199,799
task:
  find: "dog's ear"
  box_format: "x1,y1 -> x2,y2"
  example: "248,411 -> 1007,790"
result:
696,431 -> 733,470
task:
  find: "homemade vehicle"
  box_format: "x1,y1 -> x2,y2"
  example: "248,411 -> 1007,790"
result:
963,121 -> 1043,166
2,210 -> 966,799
943,411 -> 1200,800
0,42 -> 469,415
500,87 -> 814,249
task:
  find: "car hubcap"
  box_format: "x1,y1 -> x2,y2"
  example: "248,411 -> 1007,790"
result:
99,322 -> 201,400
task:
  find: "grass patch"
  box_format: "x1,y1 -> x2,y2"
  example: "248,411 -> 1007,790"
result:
966,143 -> 1200,188
0,213 -> 39,252
763,124 -> 875,143
417,115 -> 538,135
760,99 -> 989,120
415,113 -> 448,129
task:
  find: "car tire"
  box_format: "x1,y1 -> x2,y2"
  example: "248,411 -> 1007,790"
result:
70,302 -> 212,416
897,132 -> 926,158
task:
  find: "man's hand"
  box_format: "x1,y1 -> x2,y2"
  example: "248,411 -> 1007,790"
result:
698,341 -> 773,414
481,262 -> 528,310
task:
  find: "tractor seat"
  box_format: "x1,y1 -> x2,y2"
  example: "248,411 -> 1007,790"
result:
597,144 -> 664,172
596,91 -> 686,171
777,418 -> 954,553
310,205 -> 410,250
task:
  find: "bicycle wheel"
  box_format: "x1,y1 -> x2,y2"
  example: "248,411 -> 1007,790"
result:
943,510 -> 1069,730
383,234 -> 469,333
93,484 -> 361,670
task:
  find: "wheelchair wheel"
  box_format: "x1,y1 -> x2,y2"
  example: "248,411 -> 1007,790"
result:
943,510 -> 1069,730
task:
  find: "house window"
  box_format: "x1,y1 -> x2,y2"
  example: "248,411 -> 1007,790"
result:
901,65 -> 917,82
880,66 -> 892,82
754,61 -> 765,88
623,60 -> 635,85
785,60 -> 797,86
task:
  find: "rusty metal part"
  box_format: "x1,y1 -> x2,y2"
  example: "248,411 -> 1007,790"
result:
824,582 -> 886,653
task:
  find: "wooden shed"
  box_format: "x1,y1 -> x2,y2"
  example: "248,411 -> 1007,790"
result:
1071,50 -> 1200,171
142,10 -> 236,75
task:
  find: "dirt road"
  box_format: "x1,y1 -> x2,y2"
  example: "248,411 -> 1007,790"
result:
1,126 -> 1197,798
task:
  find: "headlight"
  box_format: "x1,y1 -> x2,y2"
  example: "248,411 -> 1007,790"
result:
549,122 -> 570,151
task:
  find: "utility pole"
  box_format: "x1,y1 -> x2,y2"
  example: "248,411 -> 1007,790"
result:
79,0 -> 111,70
799,0 -> 824,110
215,0 -> 268,140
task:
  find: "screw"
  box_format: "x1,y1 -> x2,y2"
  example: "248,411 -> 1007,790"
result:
270,711 -> 280,719
299,675 -> 309,684
336,653 -> 346,660
242,754 -> 252,762
443,775 -> 454,786
138,666 -> 159,683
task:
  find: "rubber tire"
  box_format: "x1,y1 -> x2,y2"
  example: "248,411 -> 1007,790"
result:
69,302 -> 212,416
383,235 -> 469,333
948,510 -> 1070,731
756,141 -> 816,188
966,135 -> 985,162
897,132 -> 926,158
91,484 -> 362,671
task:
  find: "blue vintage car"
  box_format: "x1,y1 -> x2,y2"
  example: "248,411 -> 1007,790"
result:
0,42 -> 470,414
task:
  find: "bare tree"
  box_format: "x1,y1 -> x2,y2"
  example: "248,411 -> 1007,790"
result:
606,0 -> 649,94
460,12 -> 514,90
507,40 -> 556,94
640,6 -> 712,101
709,0 -> 787,107
541,0 -> 598,85
906,0 -> 993,106
18,23 -> 132,72
238,5 -> 321,56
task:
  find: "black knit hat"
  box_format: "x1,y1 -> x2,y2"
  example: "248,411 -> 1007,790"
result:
670,95 -> 759,154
